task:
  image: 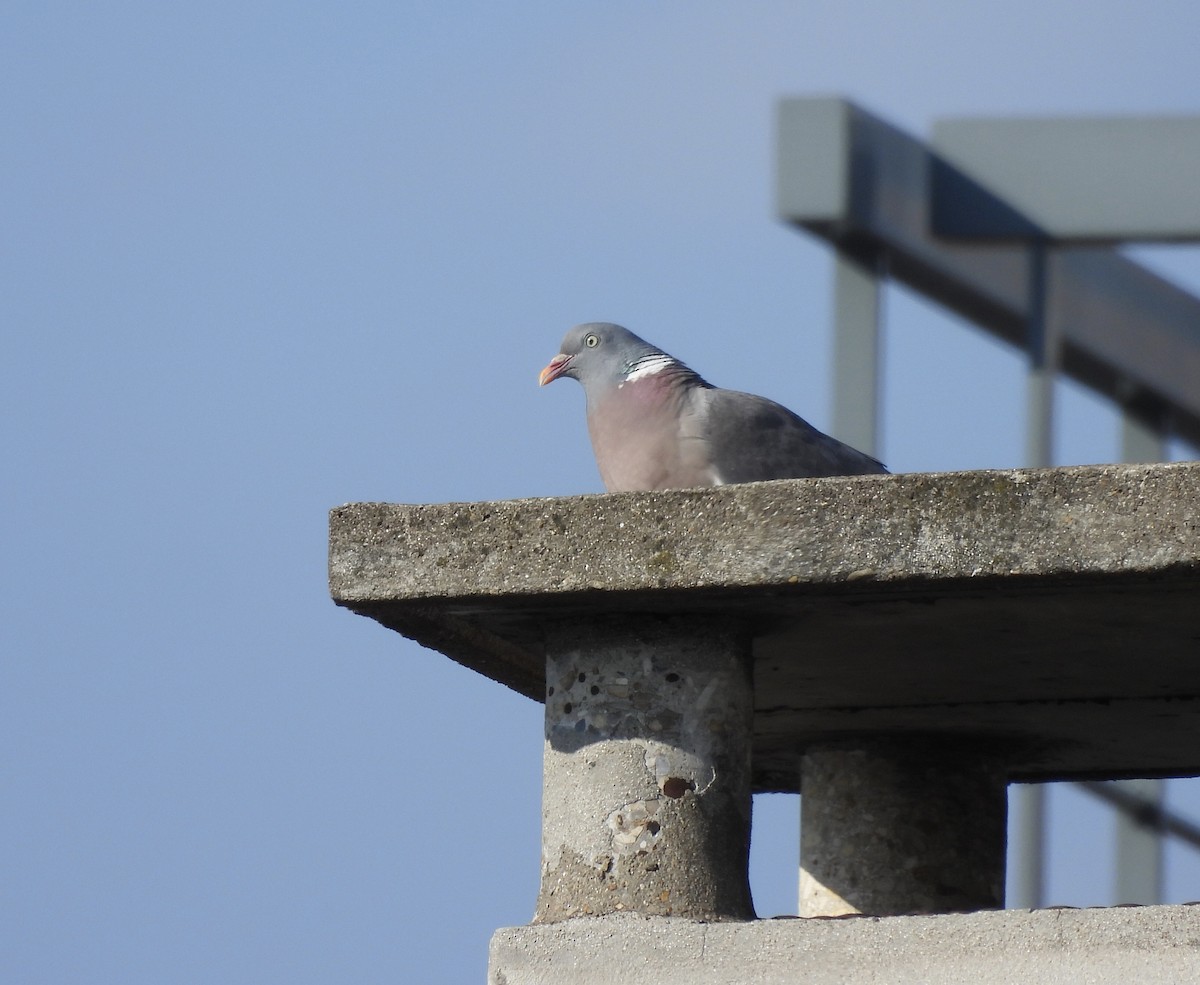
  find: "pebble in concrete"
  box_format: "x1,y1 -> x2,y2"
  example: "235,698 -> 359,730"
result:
800,741 -> 1007,916
537,615 -> 755,922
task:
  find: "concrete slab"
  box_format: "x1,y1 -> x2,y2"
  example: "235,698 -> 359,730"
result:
488,905 -> 1200,985
329,462 -> 1200,790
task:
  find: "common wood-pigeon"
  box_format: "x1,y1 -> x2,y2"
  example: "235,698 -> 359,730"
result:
539,322 -> 886,492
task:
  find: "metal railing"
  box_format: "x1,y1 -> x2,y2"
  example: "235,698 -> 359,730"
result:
777,96 -> 1200,908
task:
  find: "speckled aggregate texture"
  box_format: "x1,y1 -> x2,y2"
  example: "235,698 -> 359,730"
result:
799,742 -> 1007,916
488,906 -> 1200,985
536,616 -> 754,922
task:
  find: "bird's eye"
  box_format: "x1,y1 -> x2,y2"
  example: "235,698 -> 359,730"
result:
584,334 -> 600,348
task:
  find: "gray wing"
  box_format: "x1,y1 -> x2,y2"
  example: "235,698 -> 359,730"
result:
691,386 -> 887,482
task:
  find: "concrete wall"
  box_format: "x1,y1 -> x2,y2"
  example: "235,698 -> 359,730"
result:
491,905 -> 1200,984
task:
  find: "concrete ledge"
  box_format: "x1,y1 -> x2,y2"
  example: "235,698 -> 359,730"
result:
489,906 -> 1200,985
331,462 -> 1198,603
330,462 -> 1200,787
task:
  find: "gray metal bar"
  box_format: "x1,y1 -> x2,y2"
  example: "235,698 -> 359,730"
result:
931,116 -> 1200,243
1025,242 -> 1056,469
831,249 -> 883,457
776,97 -> 1200,449
1010,786 -> 1046,909
1013,240 -> 1055,910
1111,779 -> 1165,904
1122,413 -> 1167,465
1048,249 -> 1200,442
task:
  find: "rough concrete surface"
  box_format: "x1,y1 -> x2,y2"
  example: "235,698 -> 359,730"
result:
331,462 -> 1198,602
330,462 -> 1200,787
537,616 -> 754,921
799,742 -> 1007,916
488,905 -> 1200,985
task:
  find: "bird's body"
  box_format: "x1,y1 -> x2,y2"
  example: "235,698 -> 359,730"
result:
540,323 -> 886,492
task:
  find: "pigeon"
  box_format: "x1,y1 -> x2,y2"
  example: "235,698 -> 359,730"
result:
539,322 -> 887,492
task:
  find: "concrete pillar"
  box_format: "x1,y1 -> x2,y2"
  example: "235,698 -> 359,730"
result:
536,615 -> 755,922
799,740 -> 1007,916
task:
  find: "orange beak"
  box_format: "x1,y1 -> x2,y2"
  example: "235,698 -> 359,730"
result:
538,353 -> 573,386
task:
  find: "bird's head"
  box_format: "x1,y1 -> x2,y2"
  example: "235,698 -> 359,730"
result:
538,323 -> 666,390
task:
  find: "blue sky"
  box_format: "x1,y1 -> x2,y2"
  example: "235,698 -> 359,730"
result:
4,3 -> 1200,982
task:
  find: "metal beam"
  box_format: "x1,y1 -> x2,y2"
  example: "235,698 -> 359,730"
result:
931,116 -> 1200,243
1110,778 -> 1165,904
830,249 -> 883,457
1010,786 -> 1046,909
776,98 -> 1200,449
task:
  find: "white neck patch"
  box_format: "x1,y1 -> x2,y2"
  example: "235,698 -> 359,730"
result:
621,353 -> 677,385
